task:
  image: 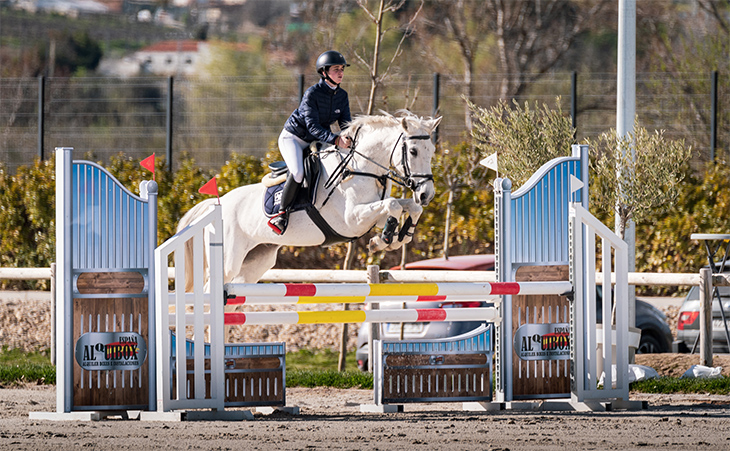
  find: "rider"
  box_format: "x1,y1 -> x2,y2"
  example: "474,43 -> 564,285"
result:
268,50 -> 353,235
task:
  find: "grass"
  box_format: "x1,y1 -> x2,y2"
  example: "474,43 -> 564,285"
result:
285,348 -> 359,372
0,347 -> 369,388
3,346 -> 730,394
0,347 -> 55,386
288,369 -> 373,389
631,376 -> 730,395
284,348 -> 373,388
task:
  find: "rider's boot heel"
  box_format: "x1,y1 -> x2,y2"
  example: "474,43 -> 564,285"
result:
268,211 -> 288,235
268,174 -> 300,235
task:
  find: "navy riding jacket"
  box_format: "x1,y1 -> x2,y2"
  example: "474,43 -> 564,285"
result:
284,78 -> 351,145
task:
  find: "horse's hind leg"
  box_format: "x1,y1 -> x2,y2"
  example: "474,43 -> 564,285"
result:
237,243 -> 281,283
224,243 -> 281,343
225,243 -> 281,285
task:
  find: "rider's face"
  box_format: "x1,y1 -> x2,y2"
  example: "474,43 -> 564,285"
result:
327,65 -> 345,84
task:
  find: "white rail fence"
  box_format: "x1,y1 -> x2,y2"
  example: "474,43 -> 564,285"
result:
2,265 -> 728,368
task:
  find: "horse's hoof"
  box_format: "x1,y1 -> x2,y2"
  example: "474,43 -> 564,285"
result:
368,237 -> 384,253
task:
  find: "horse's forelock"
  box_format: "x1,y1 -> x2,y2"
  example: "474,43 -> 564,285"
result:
345,113 -> 437,138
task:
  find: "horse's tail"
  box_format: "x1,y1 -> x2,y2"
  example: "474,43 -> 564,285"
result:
177,198 -> 218,292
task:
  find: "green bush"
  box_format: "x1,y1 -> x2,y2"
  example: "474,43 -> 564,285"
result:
0,158 -> 55,290
0,146 -> 725,281
637,162 -> 730,277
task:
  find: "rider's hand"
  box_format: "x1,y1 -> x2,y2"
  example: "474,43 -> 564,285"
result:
336,135 -> 352,149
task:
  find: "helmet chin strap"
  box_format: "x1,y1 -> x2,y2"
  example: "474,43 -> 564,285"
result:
321,70 -> 339,87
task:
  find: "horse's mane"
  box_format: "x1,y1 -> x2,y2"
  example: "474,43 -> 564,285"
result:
343,110 -> 432,137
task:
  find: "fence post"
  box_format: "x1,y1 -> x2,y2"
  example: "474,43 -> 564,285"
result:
699,267 -> 713,366
38,76 -> 45,161
570,71 -> 577,134
298,74 -> 305,102
710,70 -> 718,161
166,76 -> 174,172
432,72 -> 440,143
50,262 -> 55,365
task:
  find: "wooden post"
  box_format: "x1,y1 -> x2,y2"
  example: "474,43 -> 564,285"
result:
367,265 -> 380,372
699,268 -> 713,366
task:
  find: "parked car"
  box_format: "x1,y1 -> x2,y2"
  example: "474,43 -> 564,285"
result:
596,286 -> 673,354
675,283 -> 730,353
355,255 -> 673,371
355,255 -> 496,371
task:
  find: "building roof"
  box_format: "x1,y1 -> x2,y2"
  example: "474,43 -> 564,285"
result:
140,40 -> 201,53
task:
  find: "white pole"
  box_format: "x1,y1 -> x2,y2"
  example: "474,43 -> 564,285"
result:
617,0 -> 637,334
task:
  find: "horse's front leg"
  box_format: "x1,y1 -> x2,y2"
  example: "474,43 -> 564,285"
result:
344,198 -> 404,253
367,199 -> 424,252
389,199 -> 423,247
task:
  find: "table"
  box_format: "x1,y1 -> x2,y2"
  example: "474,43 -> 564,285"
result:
690,234 -> 730,353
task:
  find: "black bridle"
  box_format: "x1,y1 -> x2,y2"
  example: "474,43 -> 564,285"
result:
322,129 -> 434,204
390,133 -> 434,191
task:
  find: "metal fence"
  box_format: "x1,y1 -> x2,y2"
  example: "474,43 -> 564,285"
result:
1,71 -> 726,174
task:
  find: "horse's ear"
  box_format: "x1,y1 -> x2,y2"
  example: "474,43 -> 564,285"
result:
401,117 -> 409,132
429,116 -> 443,132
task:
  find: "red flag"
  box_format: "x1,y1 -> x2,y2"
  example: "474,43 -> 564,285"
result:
140,153 -> 155,181
199,176 -> 219,201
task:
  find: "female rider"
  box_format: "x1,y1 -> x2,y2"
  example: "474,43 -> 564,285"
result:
268,50 -> 353,235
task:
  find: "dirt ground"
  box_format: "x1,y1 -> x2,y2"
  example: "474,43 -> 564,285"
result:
2,383 -> 730,450
2,353 -> 730,451
3,298 -> 730,449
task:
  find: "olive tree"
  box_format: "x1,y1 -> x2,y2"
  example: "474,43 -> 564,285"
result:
468,98 -> 692,248
467,97 -> 575,187
588,124 -> 692,240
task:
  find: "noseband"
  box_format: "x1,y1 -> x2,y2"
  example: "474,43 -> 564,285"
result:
390,133 -> 434,191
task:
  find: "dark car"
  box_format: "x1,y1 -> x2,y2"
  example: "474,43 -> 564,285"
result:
595,286 -> 673,354
675,283 -> 730,353
355,255 -> 673,371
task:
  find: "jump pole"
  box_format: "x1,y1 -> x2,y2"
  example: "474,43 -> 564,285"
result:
174,306 -> 500,326
223,281 -> 573,304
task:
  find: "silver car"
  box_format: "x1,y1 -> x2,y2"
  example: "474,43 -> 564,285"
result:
676,284 -> 730,353
355,255 -> 495,371
355,255 -> 674,370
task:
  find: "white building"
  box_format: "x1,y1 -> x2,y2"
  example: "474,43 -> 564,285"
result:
135,40 -> 209,76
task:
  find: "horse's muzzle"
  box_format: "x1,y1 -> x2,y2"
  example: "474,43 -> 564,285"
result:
415,183 -> 435,206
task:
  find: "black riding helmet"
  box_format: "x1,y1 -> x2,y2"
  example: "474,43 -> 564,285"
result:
316,50 -> 349,85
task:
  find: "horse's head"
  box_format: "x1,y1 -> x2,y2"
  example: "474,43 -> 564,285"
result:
393,114 -> 442,206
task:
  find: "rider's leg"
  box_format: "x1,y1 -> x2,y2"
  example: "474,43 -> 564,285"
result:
269,130 -> 307,235
268,173 -> 301,234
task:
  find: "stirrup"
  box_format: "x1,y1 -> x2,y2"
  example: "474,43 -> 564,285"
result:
268,211 -> 288,235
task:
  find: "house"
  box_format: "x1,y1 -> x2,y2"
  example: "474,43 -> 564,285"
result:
135,40 -> 209,76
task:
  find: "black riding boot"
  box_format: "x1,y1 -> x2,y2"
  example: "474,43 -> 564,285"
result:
268,174 -> 301,235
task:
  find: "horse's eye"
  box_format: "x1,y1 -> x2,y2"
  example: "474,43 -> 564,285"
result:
409,147 -> 418,157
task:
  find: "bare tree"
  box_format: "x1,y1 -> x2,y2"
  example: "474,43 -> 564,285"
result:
352,0 -> 424,114
418,0 -> 607,129
338,0 -> 423,371
488,0 -> 610,99
436,145 -> 489,259
698,0 -> 730,34
418,0 -> 492,130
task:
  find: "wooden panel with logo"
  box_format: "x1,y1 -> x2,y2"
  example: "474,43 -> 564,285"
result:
511,265 -> 571,399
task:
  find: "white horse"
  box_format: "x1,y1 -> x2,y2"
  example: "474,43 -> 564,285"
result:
177,111 -> 442,289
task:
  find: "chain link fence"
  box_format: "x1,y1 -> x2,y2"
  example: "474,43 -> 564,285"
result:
1,72 -> 726,174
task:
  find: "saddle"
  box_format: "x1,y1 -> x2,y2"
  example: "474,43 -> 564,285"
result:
262,149 -> 359,247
